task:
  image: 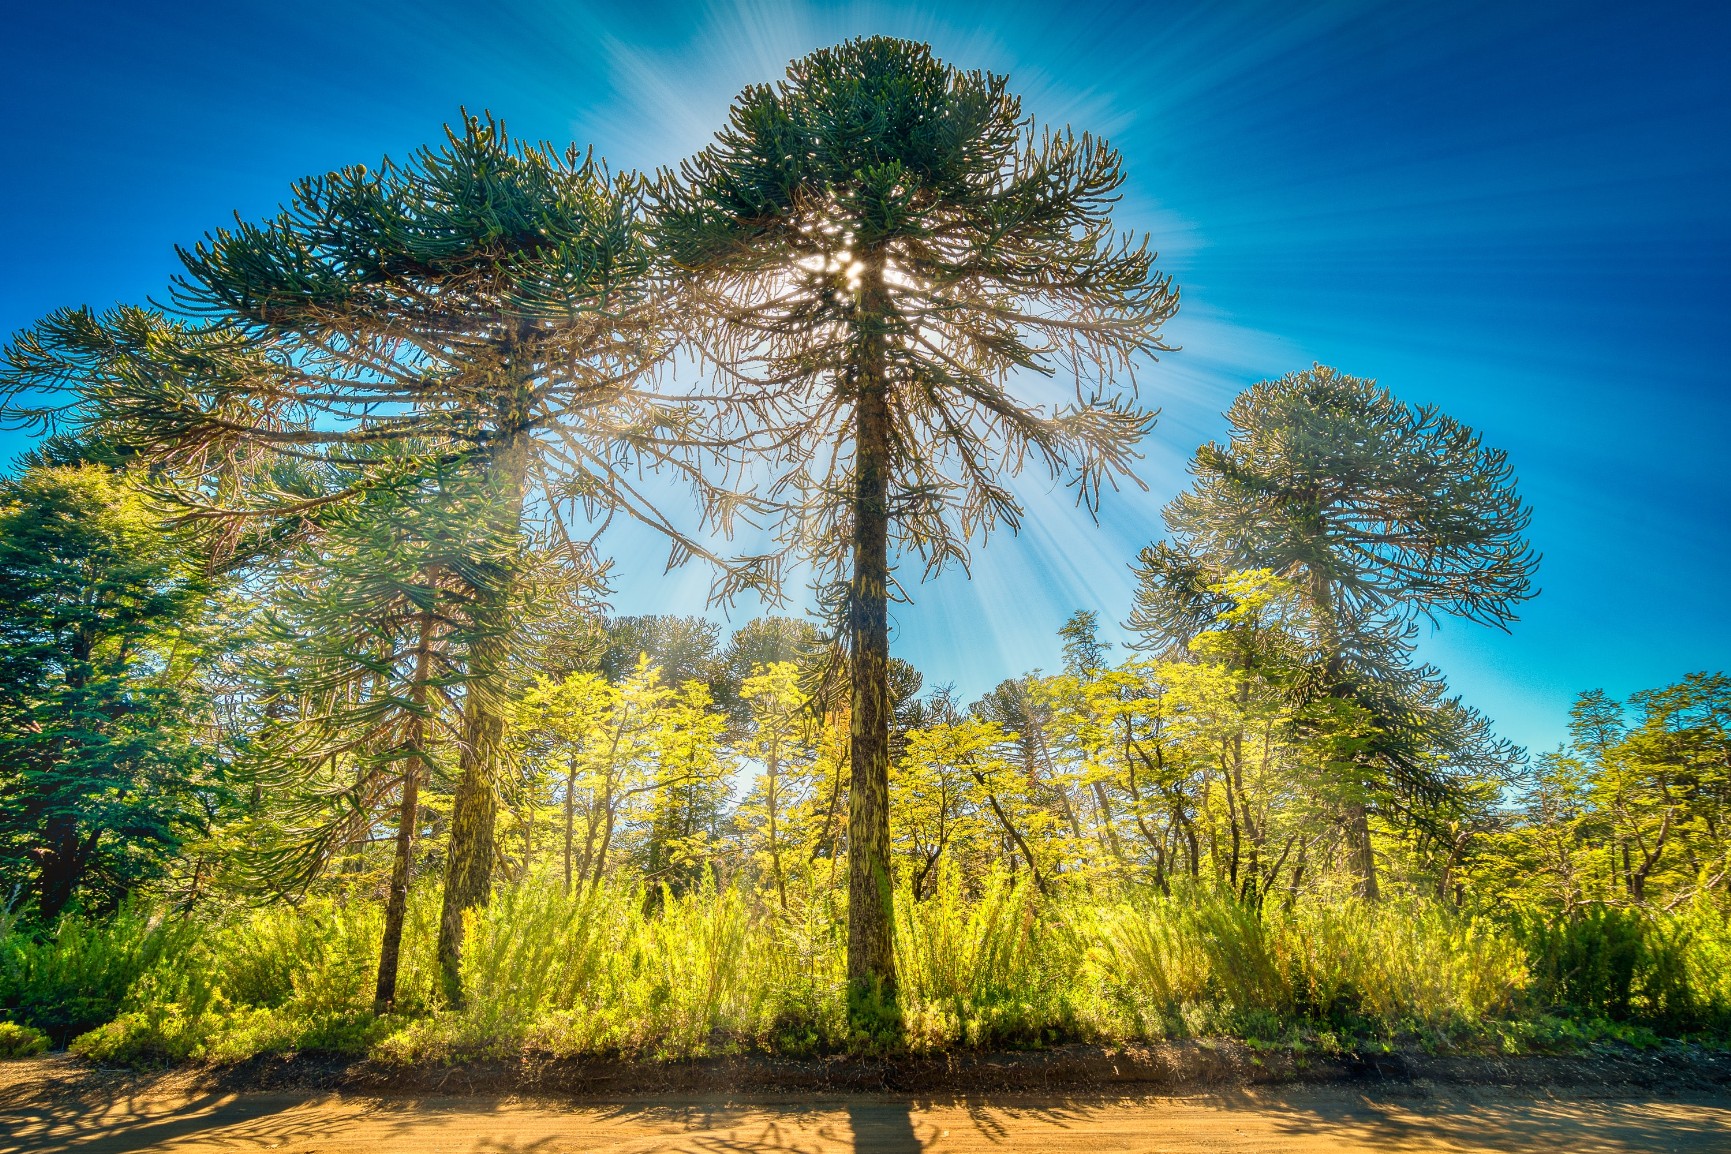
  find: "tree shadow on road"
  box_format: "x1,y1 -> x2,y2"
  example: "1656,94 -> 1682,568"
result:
5,1058 -> 1729,1154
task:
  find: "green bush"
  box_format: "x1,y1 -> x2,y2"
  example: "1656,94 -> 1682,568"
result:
896,872 -> 1098,1048
0,908 -> 196,1045
1099,888 -> 1525,1034
1521,901 -> 1731,1033
0,1021 -> 49,1058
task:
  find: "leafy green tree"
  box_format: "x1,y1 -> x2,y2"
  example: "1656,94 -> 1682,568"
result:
0,466 -> 217,919
641,678 -> 733,897
735,661 -> 818,910
1576,676 -> 1728,904
513,658 -> 670,891
514,671 -> 624,892
894,717 -> 1014,898
1481,674 -> 1729,914
1131,366 -> 1535,896
656,38 -> 1177,1001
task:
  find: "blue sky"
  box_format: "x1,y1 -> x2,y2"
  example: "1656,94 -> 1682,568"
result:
3,0 -> 1727,754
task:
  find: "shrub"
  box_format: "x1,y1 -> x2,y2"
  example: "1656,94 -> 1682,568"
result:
897,872 -> 1091,1049
0,908 -> 196,1045
1521,902 -> 1731,1032
0,1021 -> 49,1058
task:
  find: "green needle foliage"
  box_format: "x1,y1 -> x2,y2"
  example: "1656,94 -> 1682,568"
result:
243,454 -> 526,1011
0,113 -> 758,995
161,118 -> 682,1000
0,464 -> 218,920
1131,366 -> 1537,897
655,36 -> 1178,1010
1162,364 -> 1538,631
5,37 -> 1725,1073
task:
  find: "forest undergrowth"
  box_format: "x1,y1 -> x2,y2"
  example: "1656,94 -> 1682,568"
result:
6,873 -> 1728,1068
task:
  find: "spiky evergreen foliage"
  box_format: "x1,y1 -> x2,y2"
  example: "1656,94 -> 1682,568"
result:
1130,366 -> 1536,897
0,466 -> 219,920
1165,365 -> 1537,630
656,37 -> 1177,1003
242,455 -> 533,1009
0,112 -> 762,993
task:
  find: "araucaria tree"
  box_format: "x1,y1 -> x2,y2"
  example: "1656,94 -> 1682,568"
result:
242,458 -> 509,1012
0,114 -> 754,996
1131,365 -> 1537,897
655,38 -> 1178,1007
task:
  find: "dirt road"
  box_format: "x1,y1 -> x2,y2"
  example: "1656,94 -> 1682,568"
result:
2,1056 -> 1726,1154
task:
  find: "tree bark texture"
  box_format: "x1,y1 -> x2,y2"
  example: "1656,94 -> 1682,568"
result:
847,286 -> 897,1002
375,609 -> 434,1013
437,422 -> 530,1003
1308,568 -> 1381,902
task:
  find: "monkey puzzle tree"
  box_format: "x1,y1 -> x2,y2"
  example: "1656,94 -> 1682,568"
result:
0,114 -> 764,996
1130,365 -> 1536,896
655,37 -> 1178,1004
241,455 -> 519,1012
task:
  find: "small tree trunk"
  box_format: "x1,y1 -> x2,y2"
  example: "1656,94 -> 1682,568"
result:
591,798 -> 617,890
562,758 -> 577,893
375,612 -> 435,1013
1347,800 -> 1380,901
974,771 -> 1050,897
847,272 -> 898,1010
766,748 -> 788,912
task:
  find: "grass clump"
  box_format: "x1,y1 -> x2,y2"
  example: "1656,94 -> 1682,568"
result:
0,907 -> 195,1046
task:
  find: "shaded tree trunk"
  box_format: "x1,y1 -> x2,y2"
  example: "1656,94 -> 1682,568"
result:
1308,566 -> 1381,902
562,757 -> 578,893
437,421 -> 529,1003
375,608 -> 435,1013
765,748 -> 788,912
1346,801 -> 1380,901
36,817 -> 98,922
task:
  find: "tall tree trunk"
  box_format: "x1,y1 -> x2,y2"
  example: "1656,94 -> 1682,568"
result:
1346,801 -> 1380,900
847,275 -> 897,1009
1307,566 -> 1380,902
375,608 -> 434,1013
36,816 -> 92,922
438,422 -> 530,1003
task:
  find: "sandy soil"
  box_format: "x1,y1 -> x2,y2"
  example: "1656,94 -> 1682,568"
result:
2,1055 -> 1728,1153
